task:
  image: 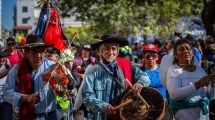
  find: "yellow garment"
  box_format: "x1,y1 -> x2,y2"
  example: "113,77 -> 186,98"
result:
120,46 -> 131,51
56,95 -> 70,109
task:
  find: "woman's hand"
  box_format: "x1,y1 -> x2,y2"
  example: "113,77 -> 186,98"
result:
194,76 -> 211,89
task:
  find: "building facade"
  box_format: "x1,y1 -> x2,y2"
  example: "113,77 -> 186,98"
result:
14,0 -> 83,37
13,0 -> 34,36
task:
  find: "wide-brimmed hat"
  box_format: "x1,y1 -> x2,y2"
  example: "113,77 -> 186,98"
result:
143,44 -> 159,52
16,35 -> 53,49
91,34 -> 129,50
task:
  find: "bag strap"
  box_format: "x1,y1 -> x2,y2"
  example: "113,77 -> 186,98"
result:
98,62 -> 124,89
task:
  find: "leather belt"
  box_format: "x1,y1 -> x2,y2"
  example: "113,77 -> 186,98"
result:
35,110 -> 55,118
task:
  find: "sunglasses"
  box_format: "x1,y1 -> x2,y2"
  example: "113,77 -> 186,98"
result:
7,43 -> 15,46
145,54 -> 157,59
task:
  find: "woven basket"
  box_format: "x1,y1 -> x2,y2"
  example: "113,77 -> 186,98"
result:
120,87 -> 166,120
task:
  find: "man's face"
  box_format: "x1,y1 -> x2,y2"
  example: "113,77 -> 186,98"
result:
7,42 -> 16,51
26,48 -> 45,70
101,43 -> 118,62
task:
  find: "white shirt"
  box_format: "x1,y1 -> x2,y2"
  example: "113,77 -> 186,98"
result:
167,65 -> 215,120
159,50 -> 200,89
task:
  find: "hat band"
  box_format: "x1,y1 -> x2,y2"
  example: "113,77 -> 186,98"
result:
24,43 -> 46,48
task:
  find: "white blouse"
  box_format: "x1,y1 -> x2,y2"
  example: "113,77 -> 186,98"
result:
167,65 -> 215,120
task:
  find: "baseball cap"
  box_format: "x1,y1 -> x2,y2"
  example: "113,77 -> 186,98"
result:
143,44 -> 158,52
82,44 -> 91,50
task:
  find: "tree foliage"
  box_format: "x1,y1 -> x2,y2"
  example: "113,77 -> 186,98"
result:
60,0 -> 203,40
64,26 -> 98,44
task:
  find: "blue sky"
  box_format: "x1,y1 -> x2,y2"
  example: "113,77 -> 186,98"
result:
2,0 -> 16,31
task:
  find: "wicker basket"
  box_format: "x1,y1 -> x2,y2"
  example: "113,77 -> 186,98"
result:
120,87 -> 166,120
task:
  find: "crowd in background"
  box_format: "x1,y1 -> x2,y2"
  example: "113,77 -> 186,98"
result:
0,33 -> 215,120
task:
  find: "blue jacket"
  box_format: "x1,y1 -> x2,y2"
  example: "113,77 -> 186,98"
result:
82,64 -> 150,120
3,59 -> 56,114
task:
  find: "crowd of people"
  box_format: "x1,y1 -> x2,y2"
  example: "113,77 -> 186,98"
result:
1,0 -> 215,120
0,32 -> 215,120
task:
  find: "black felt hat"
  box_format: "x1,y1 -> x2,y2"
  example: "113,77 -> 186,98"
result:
16,35 -> 53,49
91,34 -> 129,50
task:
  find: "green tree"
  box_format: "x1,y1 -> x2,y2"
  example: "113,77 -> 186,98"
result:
60,0 -> 203,39
64,26 -> 96,44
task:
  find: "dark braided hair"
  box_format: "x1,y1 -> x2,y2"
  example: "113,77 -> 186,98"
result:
173,38 -> 193,65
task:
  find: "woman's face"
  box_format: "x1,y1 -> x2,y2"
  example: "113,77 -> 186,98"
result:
175,43 -> 193,64
45,2 -> 51,8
